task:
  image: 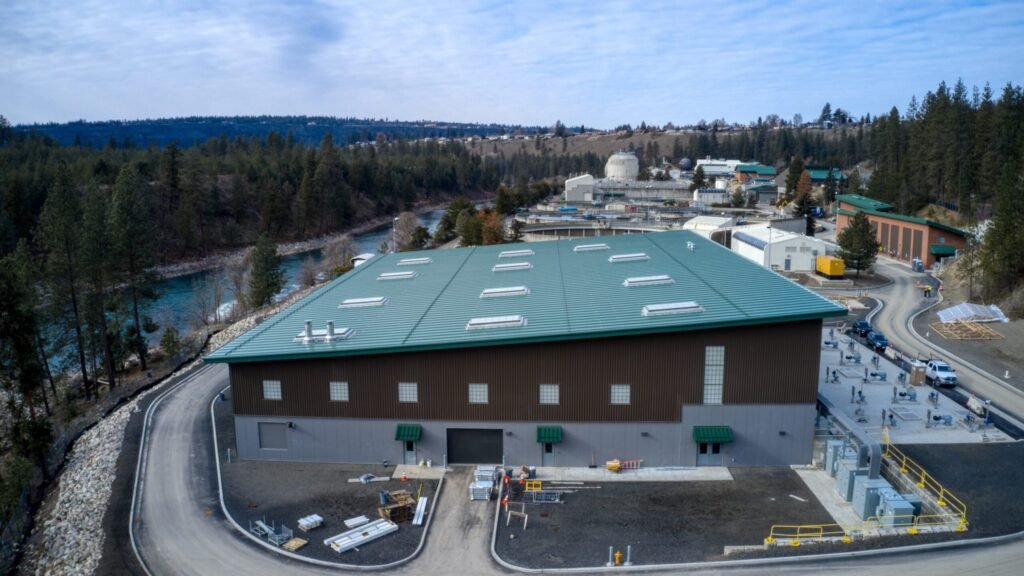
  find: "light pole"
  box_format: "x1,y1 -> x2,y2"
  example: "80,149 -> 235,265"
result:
392,217 -> 399,253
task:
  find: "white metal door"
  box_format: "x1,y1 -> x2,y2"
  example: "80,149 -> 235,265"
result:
697,442 -> 722,466
541,442 -> 554,466
404,441 -> 417,465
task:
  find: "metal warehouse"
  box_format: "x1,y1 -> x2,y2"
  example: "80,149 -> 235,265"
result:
205,231 -> 846,468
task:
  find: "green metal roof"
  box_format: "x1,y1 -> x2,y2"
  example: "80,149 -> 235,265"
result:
835,194 -> 893,212
395,423 -> 422,442
735,164 -> 777,176
693,426 -> 733,443
806,167 -> 846,181
536,426 -> 562,443
929,244 -> 957,256
205,230 -> 846,364
837,208 -> 966,237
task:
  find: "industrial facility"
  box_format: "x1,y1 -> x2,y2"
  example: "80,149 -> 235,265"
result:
835,194 -> 966,268
206,231 -> 846,468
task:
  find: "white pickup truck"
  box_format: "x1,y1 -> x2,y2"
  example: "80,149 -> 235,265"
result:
926,359 -> 958,387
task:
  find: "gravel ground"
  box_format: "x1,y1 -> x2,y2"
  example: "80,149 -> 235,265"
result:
897,442 -> 1024,537
214,396 -> 437,565
494,468 -> 833,568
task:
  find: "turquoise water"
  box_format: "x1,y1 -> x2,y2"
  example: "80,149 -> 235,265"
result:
144,210 -> 444,343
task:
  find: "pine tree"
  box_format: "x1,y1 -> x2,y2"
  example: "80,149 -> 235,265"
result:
109,164 -> 158,370
785,157 -> 805,197
689,165 -> 707,192
836,212 -> 879,276
80,183 -> 117,389
39,163 -> 93,398
249,234 -> 284,308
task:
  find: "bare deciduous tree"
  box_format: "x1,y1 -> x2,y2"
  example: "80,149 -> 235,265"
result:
394,212 -> 420,251
321,234 -> 355,277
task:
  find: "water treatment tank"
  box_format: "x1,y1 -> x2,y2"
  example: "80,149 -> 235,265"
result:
605,151 -> 639,181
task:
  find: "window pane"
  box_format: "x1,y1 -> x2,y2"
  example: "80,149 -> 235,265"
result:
539,384 -> 559,405
329,381 -> 349,402
610,384 -> 631,405
703,346 -> 725,405
262,380 -> 282,401
398,382 -> 418,403
468,383 -> 488,404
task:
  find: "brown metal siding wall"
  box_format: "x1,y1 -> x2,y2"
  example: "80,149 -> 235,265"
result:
230,320 -> 823,422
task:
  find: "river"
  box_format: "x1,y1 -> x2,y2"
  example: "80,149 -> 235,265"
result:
144,210 -> 445,344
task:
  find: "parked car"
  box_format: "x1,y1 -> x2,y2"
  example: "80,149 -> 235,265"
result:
852,320 -> 872,337
866,331 -> 889,351
926,359 -> 958,387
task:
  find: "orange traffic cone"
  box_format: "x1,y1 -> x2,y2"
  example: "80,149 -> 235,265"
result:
401,471 -> 408,482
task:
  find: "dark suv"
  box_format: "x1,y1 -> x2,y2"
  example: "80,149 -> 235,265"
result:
852,320 -> 872,337
866,331 -> 889,352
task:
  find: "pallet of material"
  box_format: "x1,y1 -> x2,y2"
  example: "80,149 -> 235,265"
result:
344,515 -> 370,529
930,321 -> 1003,340
412,496 -> 428,526
297,514 -> 323,532
324,519 -> 399,553
281,537 -> 308,551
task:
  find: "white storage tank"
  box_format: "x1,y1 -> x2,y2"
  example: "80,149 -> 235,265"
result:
605,151 -> 639,181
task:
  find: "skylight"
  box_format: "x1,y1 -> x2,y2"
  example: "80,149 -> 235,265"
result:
480,286 -> 530,298
492,262 -> 533,272
573,243 -> 609,252
641,302 -> 703,317
499,249 -> 534,258
339,296 -> 389,308
466,315 -> 528,330
623,275 -> 674,287
397,257 -> 432,266
377,271 -> 417,280
608,253 -> 650,263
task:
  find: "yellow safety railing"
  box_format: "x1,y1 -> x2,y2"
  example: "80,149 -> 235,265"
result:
764,524 -> 849,546
862,514 -> 964,535
882,441 -> 968,531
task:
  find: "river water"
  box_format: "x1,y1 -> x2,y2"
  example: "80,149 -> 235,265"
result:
145,210 -> 444,343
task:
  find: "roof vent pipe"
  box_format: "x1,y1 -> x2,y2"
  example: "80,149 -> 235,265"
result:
687,241 -> 695,252
303,320 -> 313,343
325,320 -> 335,342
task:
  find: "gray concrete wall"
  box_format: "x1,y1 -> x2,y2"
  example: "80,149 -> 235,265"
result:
680,404 -> 817,466
235,402 -> 815,466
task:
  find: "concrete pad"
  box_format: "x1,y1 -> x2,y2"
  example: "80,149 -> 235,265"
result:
391,464 -> 446,480
793,467 -> 862,531
818,329 -> 1011,444
533,465 -> 733,482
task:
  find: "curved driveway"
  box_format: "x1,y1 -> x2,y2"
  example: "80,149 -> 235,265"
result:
129,307 -> 1024,576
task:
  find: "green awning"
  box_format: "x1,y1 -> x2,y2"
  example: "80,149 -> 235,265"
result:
929,244 -> 957,256
536,426 -> 562,443
395,424 -> 422,442
692,426 -> 733,443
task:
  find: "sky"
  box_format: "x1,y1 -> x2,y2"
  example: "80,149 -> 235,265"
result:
2,0 -> 1023,128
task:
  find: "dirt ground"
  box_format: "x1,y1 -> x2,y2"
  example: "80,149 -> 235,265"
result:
912,307 -> 1024,395
897,442 -> 1024,537
214,398 -> 437,565
493,468 -> 833,568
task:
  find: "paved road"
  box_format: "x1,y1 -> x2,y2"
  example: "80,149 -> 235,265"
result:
861,258 -> 1024,426
129,305 -> 1024,576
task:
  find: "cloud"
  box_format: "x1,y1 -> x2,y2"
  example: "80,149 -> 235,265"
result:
1,0 -> 1022,126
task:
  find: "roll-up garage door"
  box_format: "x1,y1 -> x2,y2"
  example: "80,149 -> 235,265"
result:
446,428 -> 503,464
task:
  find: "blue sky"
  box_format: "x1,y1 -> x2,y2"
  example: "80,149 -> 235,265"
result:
2,0 -> 1022,127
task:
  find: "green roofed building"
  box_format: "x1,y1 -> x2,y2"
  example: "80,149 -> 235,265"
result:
208,230 -> 845,467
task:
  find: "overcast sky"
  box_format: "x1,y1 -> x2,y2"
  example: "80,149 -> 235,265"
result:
2,0 -> 1023,127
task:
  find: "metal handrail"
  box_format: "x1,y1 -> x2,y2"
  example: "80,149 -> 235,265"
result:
881,441 -> 968,528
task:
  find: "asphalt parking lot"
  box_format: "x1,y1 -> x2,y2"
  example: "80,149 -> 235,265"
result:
214,397 -> 437,565
494,468 -> 833,568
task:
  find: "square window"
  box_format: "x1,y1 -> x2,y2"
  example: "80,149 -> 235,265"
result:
468,383 -> 489,404
262,380 -> 282,401
329,381 -> 349,402
398,382 -> 418,403
610,384 -> 631,405
539,384 -> 559,405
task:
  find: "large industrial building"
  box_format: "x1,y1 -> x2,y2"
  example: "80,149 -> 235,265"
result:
206,231 -> 845,468
836,194 -> 966,268
564,151 -> 689,203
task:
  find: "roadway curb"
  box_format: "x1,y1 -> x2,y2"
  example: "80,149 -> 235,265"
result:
207,385 -> 443,571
